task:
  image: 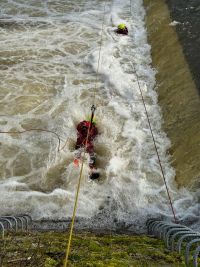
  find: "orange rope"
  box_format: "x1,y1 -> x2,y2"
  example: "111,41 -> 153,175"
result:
129,0 -> 177,224
132,64 -> 178,223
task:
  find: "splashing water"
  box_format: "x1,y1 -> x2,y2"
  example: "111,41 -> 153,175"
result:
0,0 -> 199,231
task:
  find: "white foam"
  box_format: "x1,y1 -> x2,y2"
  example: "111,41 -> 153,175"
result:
0,0 -> 199,229
169,20 -> 181,26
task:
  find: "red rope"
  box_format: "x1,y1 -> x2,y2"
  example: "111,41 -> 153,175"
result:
133,66 -> 178,224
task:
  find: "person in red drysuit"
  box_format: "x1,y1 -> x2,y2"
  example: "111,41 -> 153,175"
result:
75,120 -> 99,179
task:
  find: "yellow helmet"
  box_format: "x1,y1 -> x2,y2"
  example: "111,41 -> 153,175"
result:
118,23 -> 126,30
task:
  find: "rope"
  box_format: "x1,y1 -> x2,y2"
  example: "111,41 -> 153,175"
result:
59,138 -> 69,152
63,153 -> 85,267
129,1 -> 177,223
63,110 -> 95,267
93,1 -> 107,106
129,2 -> 177,222
0,128 -> 62,152
63,3 -> 107,265
134,67 -> 177,223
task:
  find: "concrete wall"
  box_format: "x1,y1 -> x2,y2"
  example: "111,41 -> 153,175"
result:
144,0 -> 200,188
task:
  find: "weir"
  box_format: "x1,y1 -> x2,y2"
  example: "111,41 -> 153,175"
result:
0,0 -> 199,266
0,0 -> 199,257
144,0 -> 200,188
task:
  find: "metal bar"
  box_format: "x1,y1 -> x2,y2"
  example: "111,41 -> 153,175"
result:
17,215 -> 27,230
0,222 -> 5,239
15,216 -> 23,230
159,223 -> 180,239
148,221 -> 158,234
176,233 -> 200,253
0,218 -> 12,230
165,228 -> 191,248
147,220 -> 156,232
155,223 -> 171,239
21,214 -> 32,223
148,220 -> 157,234
156,223 -> 174,239
151,221 -> 164,235
16,217 -> 24,230
22,214 -> 32,230
193,246 -> 200,267
146,219 -> 157,229
171,230 -> 192,251
1,216 -> 18,231
185,239 -> 200,266
20,216 -> 28,231
154,222 -> 167,237
163,225 -> 186,241
146,219 -> 200,267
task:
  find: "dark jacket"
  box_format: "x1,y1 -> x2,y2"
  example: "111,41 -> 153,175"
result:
76,121 -> 98,153
116,27 -> 128,35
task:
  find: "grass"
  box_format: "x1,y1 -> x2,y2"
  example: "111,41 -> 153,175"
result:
0,231 -> 187,266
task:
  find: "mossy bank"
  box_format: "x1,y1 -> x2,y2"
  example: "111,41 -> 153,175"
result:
0,231 -> 186,267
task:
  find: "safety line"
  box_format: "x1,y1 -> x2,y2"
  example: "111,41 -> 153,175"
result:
63,150 -> 85,267
59,138 -> 69,152
0,128 -> 62,152
63,107 -> 95,267
63,3 -> 107,266
93,1 -> 107,106
129,1 -> 178,222
133,67 -> 178,223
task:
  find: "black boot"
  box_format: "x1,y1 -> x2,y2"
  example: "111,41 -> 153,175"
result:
89,171 -> 100,180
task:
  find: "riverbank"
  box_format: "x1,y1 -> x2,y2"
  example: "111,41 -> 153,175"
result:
143,0 -> 200,187
0,231 -> 184,266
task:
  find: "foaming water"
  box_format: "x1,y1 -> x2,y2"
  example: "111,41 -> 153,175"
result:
0,0 -> 199,230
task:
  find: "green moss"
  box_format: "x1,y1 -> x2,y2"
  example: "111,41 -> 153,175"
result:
0,231 -> 189,266
45,257 -> 58,267
88,240 -> 102,252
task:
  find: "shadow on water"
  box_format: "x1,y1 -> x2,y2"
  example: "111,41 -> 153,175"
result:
166,0 -> 200,94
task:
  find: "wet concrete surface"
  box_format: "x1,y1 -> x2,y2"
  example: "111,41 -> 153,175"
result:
166,0 -> 200,93
144,0 -> 200,187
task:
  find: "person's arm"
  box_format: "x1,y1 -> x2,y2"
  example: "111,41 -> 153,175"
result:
77,121 -> 84,132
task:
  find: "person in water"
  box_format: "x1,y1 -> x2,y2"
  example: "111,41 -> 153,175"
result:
116,23 -> 128,35
74,120 -> 99,180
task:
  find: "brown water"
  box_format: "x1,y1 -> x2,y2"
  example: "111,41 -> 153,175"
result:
0,0 -> 199,230
144,0 -> 200,189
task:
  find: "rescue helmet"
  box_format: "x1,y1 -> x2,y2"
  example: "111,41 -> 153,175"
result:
118,23 -> 126,30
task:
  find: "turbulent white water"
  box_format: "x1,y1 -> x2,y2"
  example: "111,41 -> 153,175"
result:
0,0 -> 199,230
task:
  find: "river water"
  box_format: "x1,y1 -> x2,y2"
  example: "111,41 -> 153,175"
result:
0,0 -> 199,230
